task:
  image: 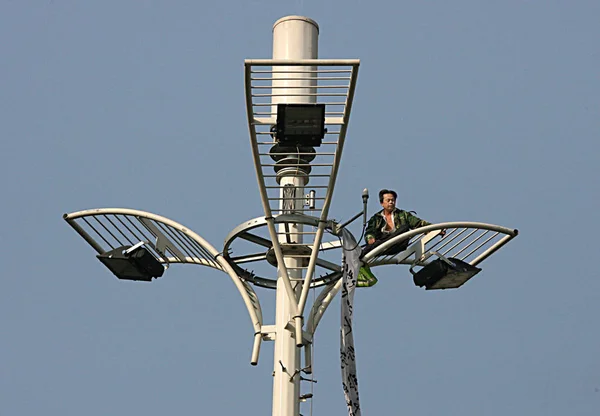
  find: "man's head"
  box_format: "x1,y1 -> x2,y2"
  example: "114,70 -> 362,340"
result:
379,189 -> 397,213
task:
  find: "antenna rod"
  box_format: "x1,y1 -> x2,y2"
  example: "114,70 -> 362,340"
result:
335,189 -> 370,233
362,188 -> 369,226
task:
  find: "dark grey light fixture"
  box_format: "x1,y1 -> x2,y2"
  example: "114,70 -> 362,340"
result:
275,103 -> 325,147
411,256 -> 481,290
97,242 -> 164,281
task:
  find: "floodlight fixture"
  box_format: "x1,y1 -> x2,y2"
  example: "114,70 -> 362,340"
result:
275,103 -> 325,147
97,242 -> 165,282
411,254 -> 481,290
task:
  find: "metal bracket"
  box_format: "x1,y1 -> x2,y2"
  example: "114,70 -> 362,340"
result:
304,190 -> 316,209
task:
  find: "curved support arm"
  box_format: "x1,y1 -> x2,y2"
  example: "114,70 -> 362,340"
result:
215,254 -> 263,334
297,222 -> 327,316
64,207 -> 264,347
363,221 -> 518,266
264,217 -> 301,315
305,279 -> 344,336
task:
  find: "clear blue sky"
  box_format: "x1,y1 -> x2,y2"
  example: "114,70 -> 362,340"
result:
2,1 -> 599,415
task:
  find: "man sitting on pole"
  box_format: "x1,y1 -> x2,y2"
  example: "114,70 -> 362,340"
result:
358,189 -> 439,287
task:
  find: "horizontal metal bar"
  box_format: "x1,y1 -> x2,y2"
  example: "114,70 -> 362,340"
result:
251,102 -> 346,106
270,209 -> 323,212
253,112 -> 344,116
252,85 -> 349,89
262,174 -> 332,178
246,59 -> 359,66
259,152 -> 336,156
274,243 -> 316,246
268,197 -> 326,201
274,232 -> 319,235
254,126 -> 343,132
253,117 -> 344,126
251,76 -> 352,81
251,70 -> 352,74
265,185 -> 330,189
256,142 -> 338,145
252,93 -> 348,97
261,163 -> 333,167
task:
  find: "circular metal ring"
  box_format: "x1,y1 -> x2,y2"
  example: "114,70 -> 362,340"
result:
222,213 -> 343,289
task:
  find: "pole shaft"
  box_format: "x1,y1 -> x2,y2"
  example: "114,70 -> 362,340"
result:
271,15 -> 319,416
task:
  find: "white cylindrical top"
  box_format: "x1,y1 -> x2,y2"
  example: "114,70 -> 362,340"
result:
272,15 -> 319,60
273,15 -> 319,31
271,16 -> 319,110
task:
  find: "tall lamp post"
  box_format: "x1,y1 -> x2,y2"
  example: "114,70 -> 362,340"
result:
63,15 -> 517,416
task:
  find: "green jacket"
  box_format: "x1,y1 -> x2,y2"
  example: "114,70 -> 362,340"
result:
365,208 -> 430,243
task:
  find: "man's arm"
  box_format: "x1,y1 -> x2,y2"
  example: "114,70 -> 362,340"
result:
364,214 -> 380,245
405,211 -> 430,229
404,211 -> 445,236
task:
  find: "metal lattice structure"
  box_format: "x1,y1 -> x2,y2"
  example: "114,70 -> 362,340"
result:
242,59 -> 360,322
64,209 -> 222,269
63,208 -> 264,355
363,222 -> 519,267
244,59 -> 359,221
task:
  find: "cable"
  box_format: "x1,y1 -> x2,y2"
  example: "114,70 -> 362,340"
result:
340,222 -> 366,252
340,187 -> 369,252
309,275 -> 316,416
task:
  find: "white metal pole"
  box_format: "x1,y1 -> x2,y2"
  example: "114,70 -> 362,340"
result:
271,15 -> 319,416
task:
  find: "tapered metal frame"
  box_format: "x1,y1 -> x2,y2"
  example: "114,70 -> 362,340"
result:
244,59 -> 360,321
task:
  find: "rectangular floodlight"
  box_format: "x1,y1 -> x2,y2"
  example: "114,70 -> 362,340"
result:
97,244 -> 164,282
412,257 -> 481,290
275,103 -> 325,147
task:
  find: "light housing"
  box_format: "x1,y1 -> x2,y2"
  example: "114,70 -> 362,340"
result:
412,257 -> 481,290
275,103 -> 325,147
97,243 -> 164,281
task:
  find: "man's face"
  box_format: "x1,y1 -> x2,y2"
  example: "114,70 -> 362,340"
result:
380,193 -> 396,213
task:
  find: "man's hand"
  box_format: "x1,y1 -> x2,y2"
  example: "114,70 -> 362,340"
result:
439,229 -> 446,237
